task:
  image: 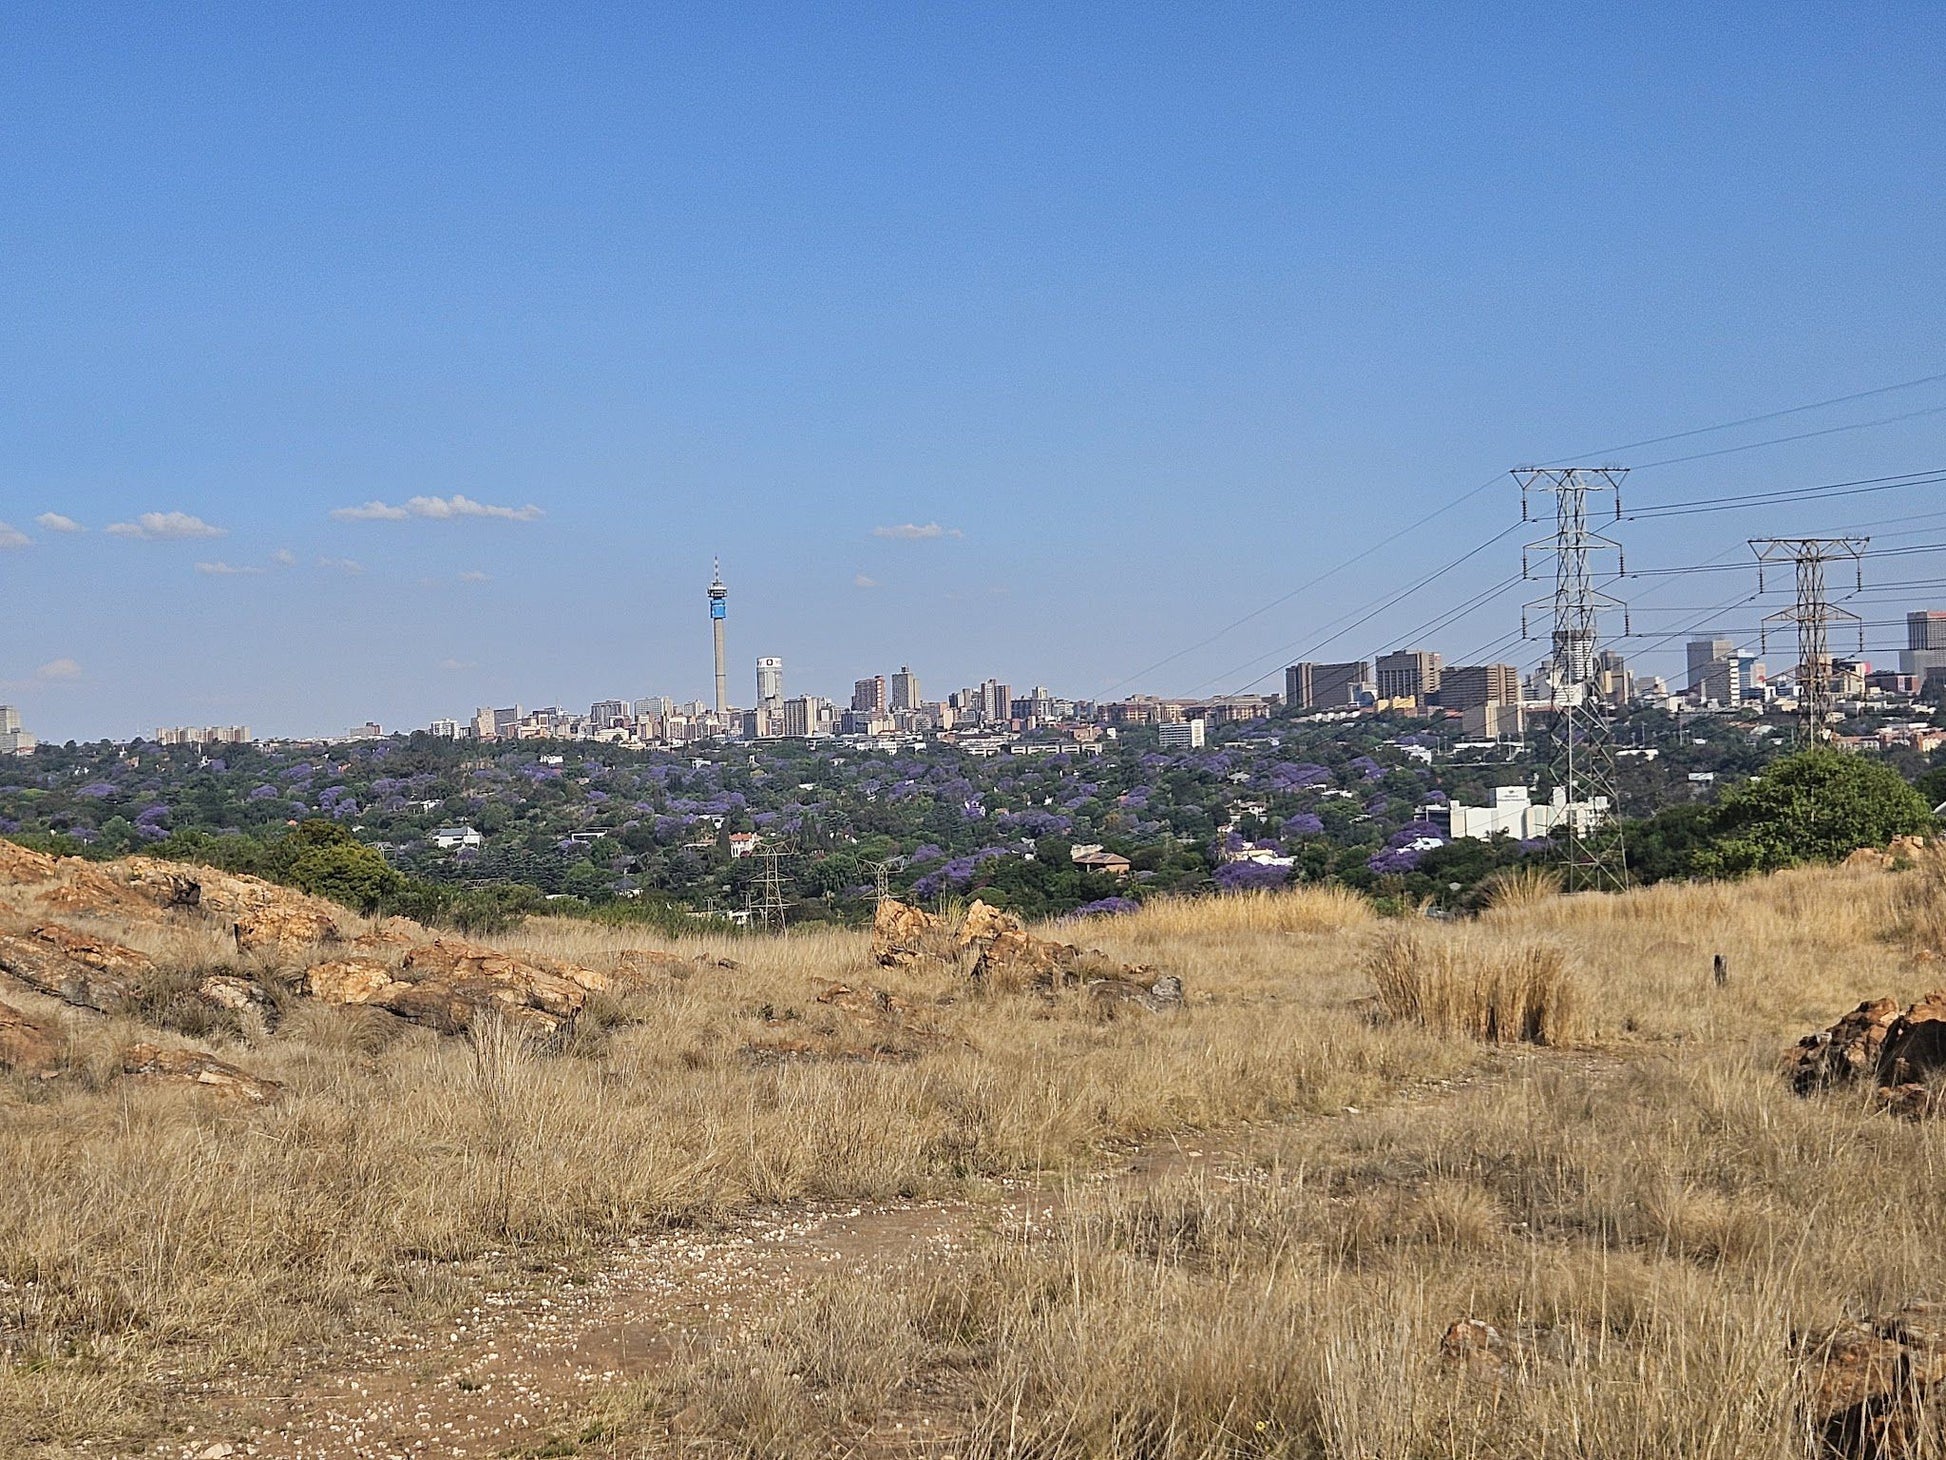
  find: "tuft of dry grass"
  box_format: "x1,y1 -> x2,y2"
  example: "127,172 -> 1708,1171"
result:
1367,926 -> 1583,1046
1475,863 -> 1563,915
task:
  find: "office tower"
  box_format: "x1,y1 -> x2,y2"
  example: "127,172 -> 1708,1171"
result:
1285,661 -> 1369,711
981,679 -> 1012,725
707,560 -> 729,715
756,656 -> 783,705
1685,637 -> 1741,703
1903,611 -> 1946,681
852,675 -> 887,713
889,665 -> 920,711
1436,663 -> 1521,712
1374,650 -> 1442,703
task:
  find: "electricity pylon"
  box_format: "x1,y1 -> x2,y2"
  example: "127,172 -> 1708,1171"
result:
1750,537 -> 1867,746
1517,466 -> 1629,891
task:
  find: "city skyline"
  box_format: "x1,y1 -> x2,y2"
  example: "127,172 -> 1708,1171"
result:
4,8 -> 1944,740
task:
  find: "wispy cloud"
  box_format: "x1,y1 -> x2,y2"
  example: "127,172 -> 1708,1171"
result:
438,657 -> 477,671
105,511 -> 226,541
457,569 -> 491,583
0,523 -> 30,550
195,561 -> 265,576
34,513 -> 83,533
331,494 -> 543,524
271,548 -> 297,567
35,658 -> 81,682
317,556 -> 365,575
853,573 -> 879,589
871,522 -> 962,541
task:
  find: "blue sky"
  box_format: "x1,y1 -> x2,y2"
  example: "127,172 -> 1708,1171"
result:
3,3 -> 1943,739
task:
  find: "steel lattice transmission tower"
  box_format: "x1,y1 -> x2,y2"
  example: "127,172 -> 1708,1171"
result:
1750,537 -> 1867,746
747,836 -> 793,936
1516,467 -> 1630,891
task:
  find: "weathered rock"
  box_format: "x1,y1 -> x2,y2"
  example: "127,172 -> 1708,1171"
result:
234,905 -> 341,953
0,999 -> 58,1075
1804,1305 -> 1946,1458
872,899 -> 951,967
817,981 -> 917,1019
956,900 -> 1176,1000
1790,992 -> 1946,1117
197,975 -> 274,1025
1788,998 -> 1906,1095
958,899 -> 1021,948
1085,972 -> 1186,1015
350,918 -> 423,952
0,923 -> 156,1014
1437,1318 -> 1508,1373
0,838 -> 62,885
403,937 -> 607,994
304,957 -> 400,1006
119,1042 -> 281,1103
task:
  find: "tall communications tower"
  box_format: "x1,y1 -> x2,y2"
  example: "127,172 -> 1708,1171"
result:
1750,537 -> 1867,745
1517,466 -> 1629,892
707,559 -> 729,716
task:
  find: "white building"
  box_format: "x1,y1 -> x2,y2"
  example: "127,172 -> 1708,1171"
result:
429,826 -> 485,850
1441,786 -> 1608,842
1158,719 -> 1206,751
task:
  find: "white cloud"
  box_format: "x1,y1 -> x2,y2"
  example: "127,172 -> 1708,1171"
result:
457,569 -> 491,583
331,494 -> 543,523
36,658 -> 81,682
871,522 -> 962,541
34,513 -> 83,533
439,658 -> 478,671
317,556 -> 366,575
104,511 -> 226,541
271,548 -> 297,567
0,523 -> 30,549
853,573 -> 879,589
195,561 -> 265,576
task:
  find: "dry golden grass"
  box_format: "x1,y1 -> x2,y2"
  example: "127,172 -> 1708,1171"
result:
1367,925 -> 1583,1046
5,860 -> 1946,1455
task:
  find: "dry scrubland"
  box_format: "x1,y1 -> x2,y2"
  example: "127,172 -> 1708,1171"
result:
3,861 -> 1946,1456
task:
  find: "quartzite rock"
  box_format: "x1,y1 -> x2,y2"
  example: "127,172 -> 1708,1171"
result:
118,1042 -> 281,1103
1804,1304 -> 1946,1458
304,957 -> 400,1006
233,905 -> 341,953
1790,992 -> 1946,1117
872,899 -> 950,967
955,898 -> 1180,1002
0,999 -> 57,1075
0,924 -> 156,1014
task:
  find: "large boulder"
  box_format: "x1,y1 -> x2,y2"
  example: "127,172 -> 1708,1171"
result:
0,924 -> 157,1014
957,898 -> 1178,1003
234,905 -> 342,953
0,999 -> 57,1076
1790,992 -> 1946,1117
119,1043 -> 281,1103
872,899 -> 951,967
300,942 -> 599,1036
1804,1304 -> 1946,1458
304,957 -> 400,1006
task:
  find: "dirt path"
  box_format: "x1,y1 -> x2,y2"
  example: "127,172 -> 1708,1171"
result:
155,1049 -> 1618,1460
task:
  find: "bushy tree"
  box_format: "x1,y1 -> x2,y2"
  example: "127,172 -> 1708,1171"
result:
1689,748 -> 1935,877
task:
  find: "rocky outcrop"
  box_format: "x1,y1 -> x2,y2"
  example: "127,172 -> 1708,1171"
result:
1803,1304 -> 1946,1458
119,1043 -> 281,1103
1790,992 -> 1946,1117
1437,1318 -> 1509,1373
233,905 -> 341,953
872,900 -> 953,968
0,924 -> 157,1014
613,947 -> 742,983
0,999 -> 57,1076
305,957 -> 400,1006
303,941 -> 600,1035
956,899 -> 1180,1005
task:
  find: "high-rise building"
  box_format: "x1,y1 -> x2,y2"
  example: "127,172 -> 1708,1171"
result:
981,679 -> 1012,725
1903,611 -> 1946,682
589,699 -> 630,730
889,665 -> 920,711
1374,650 -> 1442,703
852,675 -> 887,713
756,656 -> 783,705
0,706 -> 35,756
1686,638 -> 1740,704
707,560 -> 729,715
1436,663 -> 1521,712
1157,719 -> 1206,751
1285,661 -> 1368,711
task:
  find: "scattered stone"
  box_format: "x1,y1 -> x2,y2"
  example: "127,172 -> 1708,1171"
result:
0,998 -> 58,1076
197,974 -> 275,1028
1803,1304 -> 1946,1458
1085,972 -> 1186,1015
1789,992 -> 1946,1117
234,904 -> 341,953
872,899 -> 952,967
350,917 -> 423,952
119,1042 -> 281,1103
1437,1317 -> 1508,1372
956,899 -> 1178,1001
0,923 -> 156,1014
